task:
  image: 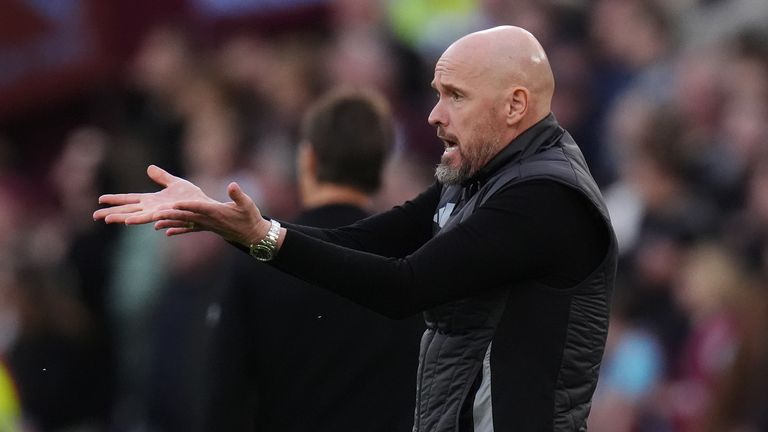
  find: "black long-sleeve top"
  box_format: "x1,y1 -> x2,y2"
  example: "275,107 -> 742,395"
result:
273,179 -> 609,319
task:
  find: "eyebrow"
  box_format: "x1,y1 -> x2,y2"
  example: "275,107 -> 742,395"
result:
431,80 -> 463,94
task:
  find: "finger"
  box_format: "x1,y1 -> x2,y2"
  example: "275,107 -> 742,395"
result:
93,208 -> 115,221
98,194 -> 141,205
104,211 -> 150,224
93,204 -> 143,220
173,200 -> 221,214
150,209 -> 200,223
103,213 -> 130,224
154,220 -> 190,230
123,211 -> 164,225
154,220 -> 178,230
227,182 -> 252,207
166,227 -> 194,236
95,207 -> 138,222
147,165 -> 181,187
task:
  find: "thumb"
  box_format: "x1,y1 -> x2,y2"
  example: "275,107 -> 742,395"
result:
227,182 -> 252,207
147,165 -> 179,187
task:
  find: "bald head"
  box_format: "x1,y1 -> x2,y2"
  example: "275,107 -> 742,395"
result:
429,26 -> 556,184
441,26 -> 554,123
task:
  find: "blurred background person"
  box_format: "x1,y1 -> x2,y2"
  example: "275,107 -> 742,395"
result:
663,244 -> 756,431
203,87 -> 424,432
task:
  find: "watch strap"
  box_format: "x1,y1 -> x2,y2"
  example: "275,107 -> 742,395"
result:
249,219 -> 281,261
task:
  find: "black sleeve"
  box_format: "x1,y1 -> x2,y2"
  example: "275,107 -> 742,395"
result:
282,182 -> 441,258
272,180 -> 610,319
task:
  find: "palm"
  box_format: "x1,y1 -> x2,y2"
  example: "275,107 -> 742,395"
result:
93,165 -> 215,224
143,178 -> 210,212
94,165 -> 267,246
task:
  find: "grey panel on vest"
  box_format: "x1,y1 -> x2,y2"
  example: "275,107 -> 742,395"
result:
473,342 -> 494,432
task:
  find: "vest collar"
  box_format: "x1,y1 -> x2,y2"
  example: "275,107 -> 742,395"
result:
462,113 -> 563,188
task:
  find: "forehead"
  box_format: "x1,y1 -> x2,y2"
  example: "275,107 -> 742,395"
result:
435,41 -> 478,76
431,43 -> 494,93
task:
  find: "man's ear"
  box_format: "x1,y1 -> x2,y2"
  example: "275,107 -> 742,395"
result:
505,86 -> 529,126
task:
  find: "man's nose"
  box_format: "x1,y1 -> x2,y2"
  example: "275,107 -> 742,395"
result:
428,101 -> 445,127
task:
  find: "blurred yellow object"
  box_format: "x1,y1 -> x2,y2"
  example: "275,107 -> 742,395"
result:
387,0 -> 477,47
0,361 -> 21,432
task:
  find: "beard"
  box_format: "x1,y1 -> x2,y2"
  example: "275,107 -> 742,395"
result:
435,126 -> 500,185
434,152 -> 471,185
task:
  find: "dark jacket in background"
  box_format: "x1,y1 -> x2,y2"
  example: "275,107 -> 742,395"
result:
204,204 -> 424,432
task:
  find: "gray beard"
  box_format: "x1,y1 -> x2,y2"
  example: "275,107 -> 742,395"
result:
435,161 -> 471,185
434,133 -> 501,185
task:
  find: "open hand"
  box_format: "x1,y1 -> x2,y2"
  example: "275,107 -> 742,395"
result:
151,181 -> 269,246
93,165 -> 269,246
93,165 -> 215,225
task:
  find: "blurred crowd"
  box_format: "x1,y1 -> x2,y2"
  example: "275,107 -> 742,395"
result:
2,0 -> 768,431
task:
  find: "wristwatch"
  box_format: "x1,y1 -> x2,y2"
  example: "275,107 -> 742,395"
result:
249,219 -> 281,262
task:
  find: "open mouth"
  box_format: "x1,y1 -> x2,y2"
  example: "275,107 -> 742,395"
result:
439,136 -> 459,152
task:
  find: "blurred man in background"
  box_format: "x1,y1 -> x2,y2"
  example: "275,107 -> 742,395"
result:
203,88 -> 423,432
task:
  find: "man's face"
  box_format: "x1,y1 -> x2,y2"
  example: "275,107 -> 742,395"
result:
429,52 -> 505,185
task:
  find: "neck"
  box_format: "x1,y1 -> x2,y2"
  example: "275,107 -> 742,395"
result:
501,110 -> 549,146
301,182 -> 372,209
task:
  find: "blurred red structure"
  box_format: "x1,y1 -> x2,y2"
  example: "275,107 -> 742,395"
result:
0,0 -> 327,122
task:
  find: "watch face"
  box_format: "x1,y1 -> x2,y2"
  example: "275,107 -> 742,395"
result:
250,244 -> 274,261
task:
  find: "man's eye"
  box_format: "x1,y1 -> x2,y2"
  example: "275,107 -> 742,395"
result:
451,92 -> 462,101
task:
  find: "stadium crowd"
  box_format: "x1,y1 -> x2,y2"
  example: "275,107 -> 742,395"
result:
1,0 -> 768,431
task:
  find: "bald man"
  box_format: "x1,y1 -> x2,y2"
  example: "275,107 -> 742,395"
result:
95,26 -> 617,432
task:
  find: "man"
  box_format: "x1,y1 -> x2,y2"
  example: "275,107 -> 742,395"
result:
95,26 -> 617,431
204,88 -> 423,432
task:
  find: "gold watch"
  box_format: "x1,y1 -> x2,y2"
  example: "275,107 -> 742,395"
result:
249,219 -> 281,262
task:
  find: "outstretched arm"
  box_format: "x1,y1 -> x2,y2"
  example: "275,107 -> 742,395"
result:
93,165 -> 275,247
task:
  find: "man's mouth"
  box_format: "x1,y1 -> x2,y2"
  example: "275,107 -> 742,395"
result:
439,135 -> 459,152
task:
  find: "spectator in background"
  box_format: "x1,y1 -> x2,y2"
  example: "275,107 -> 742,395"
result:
141,68 -> 264,432
728,156 -> 768,277
91,38 -> 209,428
715,29 -> 768,210
216,33 -> 325,219
665,244 -> 756,431
3,127 -> 115,431
702,273 -> 768,432
613,107 -> 706,369
588,300 -> 665,432
204,87 -> 423,432
112,25 -> 199,191
589,0 -> 675,187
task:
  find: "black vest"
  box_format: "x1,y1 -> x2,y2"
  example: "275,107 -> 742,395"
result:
414,114 -> 617,432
